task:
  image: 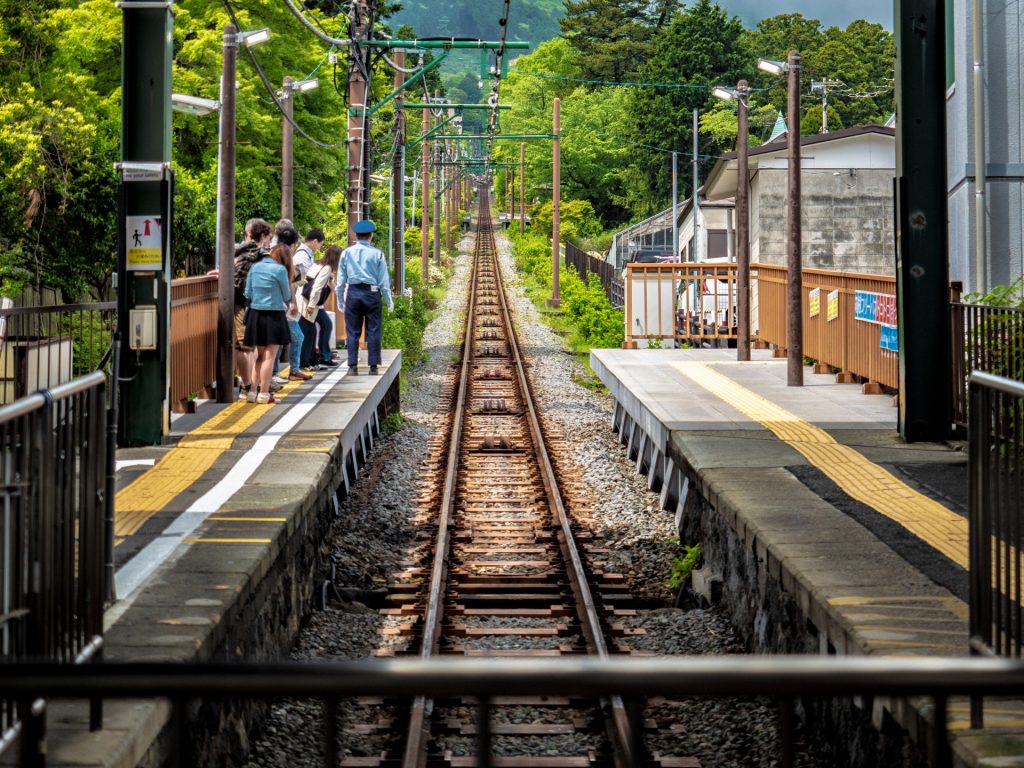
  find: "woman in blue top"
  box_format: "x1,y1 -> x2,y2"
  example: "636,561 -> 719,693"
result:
243,244 -> 292,404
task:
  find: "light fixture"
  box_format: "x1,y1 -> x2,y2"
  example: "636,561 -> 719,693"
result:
712,86 -> 736,101
757,58 -> 786,76
293,78 -> 319,93
171,93 -> 220,116
238,28 -> 270,47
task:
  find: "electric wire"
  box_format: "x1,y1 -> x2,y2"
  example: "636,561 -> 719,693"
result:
280,0 -> 352,47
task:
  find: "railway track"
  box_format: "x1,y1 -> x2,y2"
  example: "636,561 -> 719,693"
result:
341,193 -> 698,768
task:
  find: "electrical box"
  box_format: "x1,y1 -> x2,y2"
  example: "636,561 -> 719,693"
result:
129,306 -> 158,351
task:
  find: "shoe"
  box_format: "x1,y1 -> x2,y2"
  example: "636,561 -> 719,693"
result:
369,365 -> 379,375
272,375 -> 289,385
347,366 -> 358,376
301,366 -> 317,375
238,385 -> 251,401
246,387 -> 258,403
256,392 -> 275,404
270,381 -> 283,393
288,371 -> 311,381
319,358 -> 339,367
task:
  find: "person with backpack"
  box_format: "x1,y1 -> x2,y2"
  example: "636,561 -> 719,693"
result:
297,245 -> 341,371
243,244 -> 292,404
234,218 -> 272,400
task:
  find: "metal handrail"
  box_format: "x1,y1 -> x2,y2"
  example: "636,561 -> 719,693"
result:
0,371 -> 107,425
970,369 -> 1024,397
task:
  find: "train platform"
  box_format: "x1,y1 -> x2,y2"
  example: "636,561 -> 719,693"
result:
590,347 -> 1024,767
4,352 -> 400,768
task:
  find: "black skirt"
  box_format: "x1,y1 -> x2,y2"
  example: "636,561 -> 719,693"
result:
244,309 -> 290,347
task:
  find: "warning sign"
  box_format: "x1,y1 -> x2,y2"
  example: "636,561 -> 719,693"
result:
126,215 -> 163,271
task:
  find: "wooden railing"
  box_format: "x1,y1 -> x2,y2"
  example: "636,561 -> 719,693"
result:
624,262 -> 745,345
755,265 -> 899,390
170,276 -> 218,411
564,242 -> 625,308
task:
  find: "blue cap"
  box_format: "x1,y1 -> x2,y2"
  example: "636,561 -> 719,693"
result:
353,220 -> 376,235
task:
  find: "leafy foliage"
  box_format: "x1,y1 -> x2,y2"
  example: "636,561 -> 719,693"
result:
669,543 -> 702,590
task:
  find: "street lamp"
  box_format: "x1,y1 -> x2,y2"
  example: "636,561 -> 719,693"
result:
713,80 -> 751,362
171,94 -> 220,116
215,23 -> 270,404
758,50 -> 803,386
281,76 -> 319,221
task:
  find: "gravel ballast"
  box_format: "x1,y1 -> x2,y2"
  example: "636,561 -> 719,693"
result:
243,216 -> 834,768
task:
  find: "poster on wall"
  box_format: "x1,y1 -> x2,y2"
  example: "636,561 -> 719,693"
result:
827,290 -> 839,322
808,288 -> 820,318
879,324 -> 898,352
854,290 -> 897,326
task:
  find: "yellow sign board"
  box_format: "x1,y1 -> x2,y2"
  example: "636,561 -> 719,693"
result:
827,289 -> 840,322
808,287 -> 820,318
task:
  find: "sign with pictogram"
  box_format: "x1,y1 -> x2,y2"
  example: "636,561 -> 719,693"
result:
126,215 -> 163,271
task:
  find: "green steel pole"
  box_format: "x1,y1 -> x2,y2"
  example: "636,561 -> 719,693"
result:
355,39 -> 530,50
894,0 -> 951,441
118,0 -> 174,446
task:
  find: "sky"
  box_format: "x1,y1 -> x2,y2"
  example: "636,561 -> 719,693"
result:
720,0 -> 893,29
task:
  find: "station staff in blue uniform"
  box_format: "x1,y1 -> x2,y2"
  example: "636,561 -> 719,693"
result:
338,219 -> 393,375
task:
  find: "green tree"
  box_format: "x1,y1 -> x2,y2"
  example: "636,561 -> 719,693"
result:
558,0 -> 655,83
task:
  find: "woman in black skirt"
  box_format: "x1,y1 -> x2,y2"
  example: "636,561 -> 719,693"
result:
243,244 -> 292,403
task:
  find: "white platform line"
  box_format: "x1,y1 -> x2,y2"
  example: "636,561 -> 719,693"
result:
114,367 -> 347,601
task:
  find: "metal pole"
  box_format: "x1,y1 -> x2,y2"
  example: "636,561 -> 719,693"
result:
421,110 -> 429,280
392,51 -> 405,293
215,24 -> 238,404
973,0 -> 987,294
736,80 -> 751,362
281,77 -> 294,222
785,51 -> 804,386
822,83 -> 829,134
433,141 -> 441,265
548,97 -> 561,307
346,0 -> 368,243
692,109 -> 700,262
672,151 -> 679,259
519,142 -> 526,236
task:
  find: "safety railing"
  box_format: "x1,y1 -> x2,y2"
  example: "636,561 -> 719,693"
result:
0,371 -> 108,756
755,265 -> 899,389
5,656 -> 1024,767
169,276 -> 218,412
564,242 -> 625,308
624,262 -> 744,346
968,371 -> 1024,728
952,303 -> 1024,427
0,302 -> 116,405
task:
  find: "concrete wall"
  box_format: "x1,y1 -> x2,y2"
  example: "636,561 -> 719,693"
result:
751,168 -> 895,275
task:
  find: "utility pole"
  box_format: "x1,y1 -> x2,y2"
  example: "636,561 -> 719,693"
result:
894,0 -> 950,441
520,142 -> 526,236
215,24 -> 239,404
785,50 -> 803,386
391,51 -> 405,294
346,0 -> 369,242
421,110 -> 430,279
433,139 -> 441,265
811,80 -> 829,134
281,76 -> 294,222
736,80 -> 751,362
444,154 -> 452,250
548,97 -> 561,307
672,151 -> 679,260
117,0 -> 174,445
692,108 -> 700,262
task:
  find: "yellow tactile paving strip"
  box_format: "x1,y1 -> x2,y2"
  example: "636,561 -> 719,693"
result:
114,381 -> 302,539
674,362 -> 969,569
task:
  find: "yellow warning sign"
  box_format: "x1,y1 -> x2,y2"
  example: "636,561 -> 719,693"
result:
126,215 -> 163,271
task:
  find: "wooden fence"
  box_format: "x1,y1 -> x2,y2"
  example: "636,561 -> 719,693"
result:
564,242 -> 625,308
755,265 -> 899,390
169,276 -> 218,411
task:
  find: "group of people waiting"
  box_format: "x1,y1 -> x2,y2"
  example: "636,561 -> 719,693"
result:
228,217 -> 393,404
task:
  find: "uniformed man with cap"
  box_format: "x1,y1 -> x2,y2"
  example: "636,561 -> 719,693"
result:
338,219 -> 393,375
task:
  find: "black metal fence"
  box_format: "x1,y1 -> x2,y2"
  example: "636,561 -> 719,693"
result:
6,656 -> 1024,767
0,302 -> 116,405
565,242 -> 625,308
0,371 -> 109,755
951,302 -> 1024,427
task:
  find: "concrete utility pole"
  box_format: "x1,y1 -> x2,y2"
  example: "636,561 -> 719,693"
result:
785,50 -> 803,387
433,140 -> 441,265
281,76 -> 294,222
215,24 -> 239,404
672,151 -> 679,260
692,109 -> 700,262
421,110 -> 430,279
894,0 -> 951,441
736,80 -> 751,362
346,0 -> 369,242
520,142 -> 526,236
548,97 -> 561,307
391,51 -> 405,294
118,0 -> 174,445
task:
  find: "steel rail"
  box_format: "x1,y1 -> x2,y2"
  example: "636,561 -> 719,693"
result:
489,201 -> 638,768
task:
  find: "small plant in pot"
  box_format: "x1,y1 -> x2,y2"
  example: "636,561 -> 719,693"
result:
185,391 -> 199,413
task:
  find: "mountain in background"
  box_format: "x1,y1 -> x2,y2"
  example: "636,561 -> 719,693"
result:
388,0 -> 565,45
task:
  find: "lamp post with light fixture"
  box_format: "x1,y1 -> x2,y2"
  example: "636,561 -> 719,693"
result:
712,80 -> 751,362
281,76 -> 319,222
758,51 -> 803,386
215,24 -> 270,404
